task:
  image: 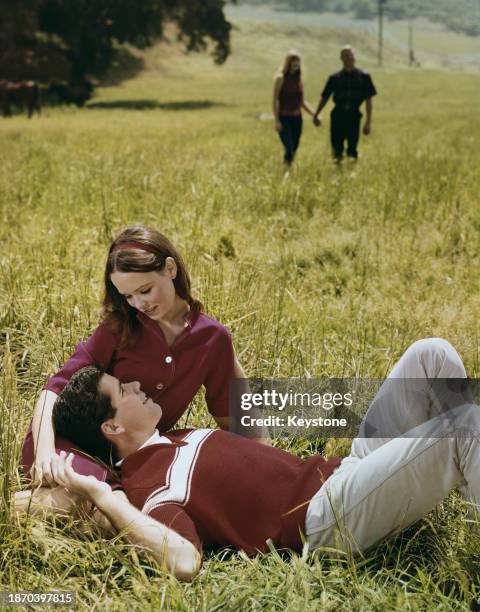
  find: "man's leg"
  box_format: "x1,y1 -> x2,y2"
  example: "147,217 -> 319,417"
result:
330,110 -> 344,161
350,338 -> 468,459
306,403 -> 480,555
346,111 -> 361,159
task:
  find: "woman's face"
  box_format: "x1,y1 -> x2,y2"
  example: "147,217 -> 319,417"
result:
110,258 -> 178,320
289,58 -> 301,73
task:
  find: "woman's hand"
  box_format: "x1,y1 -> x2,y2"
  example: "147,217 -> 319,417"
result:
52,451 -> 112,505
31,449 -> 60,487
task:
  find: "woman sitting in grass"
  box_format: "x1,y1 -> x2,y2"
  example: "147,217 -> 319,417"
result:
21,224 -> 267,510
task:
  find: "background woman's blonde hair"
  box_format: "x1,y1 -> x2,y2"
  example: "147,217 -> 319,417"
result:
279,50 -> 302,77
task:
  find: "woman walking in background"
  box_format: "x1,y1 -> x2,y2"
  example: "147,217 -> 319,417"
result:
272,51 -> 319,166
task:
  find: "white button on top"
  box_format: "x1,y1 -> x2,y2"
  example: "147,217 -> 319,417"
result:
165,356 -> 173,364
156,383 -> 164,390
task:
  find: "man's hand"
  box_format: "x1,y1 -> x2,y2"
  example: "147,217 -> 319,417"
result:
275,120 -> 283,132
31,449 -> 60,487
313,115 -> 321,127
363,122 -> 371,136
52,452 -> 200,580
52,451 -> 112,506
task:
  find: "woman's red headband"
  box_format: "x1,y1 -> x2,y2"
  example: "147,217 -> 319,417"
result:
111,241 -> 158,255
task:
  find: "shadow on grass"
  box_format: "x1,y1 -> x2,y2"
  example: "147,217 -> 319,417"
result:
86,99 -> 227,111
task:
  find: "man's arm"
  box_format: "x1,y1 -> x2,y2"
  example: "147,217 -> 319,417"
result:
52,452 -> 201,581
363,97 -> 373,135
314,96 -> 329,122
13,486 -> 83,517
12,485 -> 123,536
314,76 -> 333,124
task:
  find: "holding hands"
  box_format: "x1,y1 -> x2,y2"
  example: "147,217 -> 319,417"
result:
313,114 -> 321,127
51,451 -> 112,505
32,449 -> 60,487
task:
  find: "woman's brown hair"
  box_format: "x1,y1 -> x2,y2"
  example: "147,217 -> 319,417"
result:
279,50 -> 302,77
101,225 -> 203,346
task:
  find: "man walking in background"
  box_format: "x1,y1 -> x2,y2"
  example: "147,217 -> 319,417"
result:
314,46 -> 377,162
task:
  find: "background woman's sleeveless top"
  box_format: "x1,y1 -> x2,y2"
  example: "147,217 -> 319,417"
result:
278,73 -> 304,116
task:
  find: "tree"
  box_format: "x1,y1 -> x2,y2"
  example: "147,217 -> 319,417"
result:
0,0 -> 235,82
353,0 -> 375,20
0,1 -> 70,81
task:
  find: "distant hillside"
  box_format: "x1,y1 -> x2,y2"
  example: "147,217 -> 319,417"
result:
239,1 -> 480,37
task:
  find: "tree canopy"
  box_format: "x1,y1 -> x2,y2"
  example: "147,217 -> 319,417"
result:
0,0 -> 235,82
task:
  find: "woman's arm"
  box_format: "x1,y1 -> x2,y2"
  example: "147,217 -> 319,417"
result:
30,323 -> 118,485
213,356 -> 272,446
211,352 -> 241,431
31,390 -> 59,486
272,75 -> 284,132
302,100 -> 318,118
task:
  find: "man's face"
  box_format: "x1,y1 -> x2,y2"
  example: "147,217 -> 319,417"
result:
99,373 -> 162,437
341,48 -> 355,70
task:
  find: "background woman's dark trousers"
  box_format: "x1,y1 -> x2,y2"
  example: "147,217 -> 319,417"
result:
278,115 -> 303,165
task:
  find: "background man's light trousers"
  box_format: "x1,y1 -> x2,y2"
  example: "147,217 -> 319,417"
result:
306,338 -> 480,554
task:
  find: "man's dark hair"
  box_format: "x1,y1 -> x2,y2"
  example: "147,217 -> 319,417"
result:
52,366 -> 116,464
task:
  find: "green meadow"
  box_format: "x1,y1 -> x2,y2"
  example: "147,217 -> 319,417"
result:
1,8 -> 480,610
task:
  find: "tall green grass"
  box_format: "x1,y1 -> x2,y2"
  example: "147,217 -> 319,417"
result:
1,16 -> 480,610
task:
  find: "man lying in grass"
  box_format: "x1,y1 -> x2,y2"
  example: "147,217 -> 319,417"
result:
16,338 -> 480,581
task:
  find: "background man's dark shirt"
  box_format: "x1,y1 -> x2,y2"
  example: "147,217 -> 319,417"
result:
322,68 -> 377,111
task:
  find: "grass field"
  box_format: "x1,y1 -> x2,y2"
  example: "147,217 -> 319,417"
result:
1,8 -> 480,611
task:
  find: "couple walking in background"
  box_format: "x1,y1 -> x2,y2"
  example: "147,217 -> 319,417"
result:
273,45 -> 377,165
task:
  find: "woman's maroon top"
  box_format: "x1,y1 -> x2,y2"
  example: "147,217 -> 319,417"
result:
278,72 -> 304,116
21,310 -> 235,481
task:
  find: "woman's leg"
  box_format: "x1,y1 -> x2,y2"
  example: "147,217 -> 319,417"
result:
278,116 -> 294,165
306,403 -> 480,555
350,338 -> 469,460
291,116 -> 303,160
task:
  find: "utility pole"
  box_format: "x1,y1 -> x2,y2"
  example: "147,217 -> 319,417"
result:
406,0 -> 417,66
408,16 -> 414,65
378,0 -> 387,67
